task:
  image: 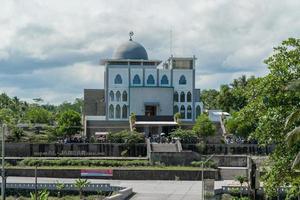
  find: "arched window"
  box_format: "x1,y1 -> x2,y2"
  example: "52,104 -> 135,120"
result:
187,105 -> 192,119
179,75 -> 186,85
114,74 -> 122,84
180,105 -> 185,119
160,75 -> 169,85
109,104 -> 114,118
187,91 -> 192,102
116,91 -> 121,102
109,91 -> 114,101
174,92 -> 179,102
147,75 -> 155,85
122,91 -> 127,102
196,105 -> 201,118
116,105 -> 121,119
133,74 -> 141,85
180,92 -> 185,102
174,105 -> 179,114
122,105 -> 128,119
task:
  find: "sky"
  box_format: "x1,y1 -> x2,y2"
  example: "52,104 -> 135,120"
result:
0,0 -> 299,104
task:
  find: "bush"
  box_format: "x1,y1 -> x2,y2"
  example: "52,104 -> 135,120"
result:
190,160 -> 217,168
170,128 -> 199,143
107,130 -> 144,144
19,158 -> 150,167
193,114 -> 216,137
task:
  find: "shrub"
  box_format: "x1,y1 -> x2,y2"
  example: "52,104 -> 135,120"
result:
19,158 -> 150,167
107,130 -> 144,144
193,114 -> 216,137
170,128 -> 198,143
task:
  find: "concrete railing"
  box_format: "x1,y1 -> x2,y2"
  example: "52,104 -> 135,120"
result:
104,188 -> 133,200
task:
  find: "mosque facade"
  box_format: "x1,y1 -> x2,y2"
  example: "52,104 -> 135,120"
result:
83,33 -> 203,138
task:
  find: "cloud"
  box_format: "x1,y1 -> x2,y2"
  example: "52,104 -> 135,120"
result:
0,0 -> 299,103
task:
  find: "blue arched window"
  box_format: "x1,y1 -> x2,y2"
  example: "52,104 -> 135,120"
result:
147,75 -> 155,85
160,75 -> 169,85
179,75 -> 186,85
133,74 -> 141,85
114,74 -> 122,84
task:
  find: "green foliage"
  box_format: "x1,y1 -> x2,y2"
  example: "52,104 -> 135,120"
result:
57,110 -> 82,137
107,130 -> 144,144
225,112 -> 253,138
190,160 -> 217,168
193,114 -> 216,137
201,89 -> 219,109
169,128 -> 198,143
75,179 -> 90,199
228,38 -> 300,197
25,107 -> 52,124
19,158 -> 150,167
30,189 -> 50,200
57,98 -> 83,114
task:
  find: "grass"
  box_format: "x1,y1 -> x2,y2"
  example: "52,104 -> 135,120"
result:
6,195 -> 106,200
6,165 -> 213,171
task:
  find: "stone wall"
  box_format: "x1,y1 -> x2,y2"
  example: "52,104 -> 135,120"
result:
5,143 -> 147,157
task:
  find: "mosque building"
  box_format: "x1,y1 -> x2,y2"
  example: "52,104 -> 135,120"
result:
83,32 -> 203,138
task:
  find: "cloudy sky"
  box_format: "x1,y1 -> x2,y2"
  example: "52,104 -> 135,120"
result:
0,0 -> 299,104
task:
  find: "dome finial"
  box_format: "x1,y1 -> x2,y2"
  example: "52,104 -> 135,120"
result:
129,31 -> 134,41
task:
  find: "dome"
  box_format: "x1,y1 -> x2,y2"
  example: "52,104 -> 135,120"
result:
112,40 -> 148,60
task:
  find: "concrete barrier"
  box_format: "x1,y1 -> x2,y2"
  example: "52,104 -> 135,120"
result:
104,188 -> 133,200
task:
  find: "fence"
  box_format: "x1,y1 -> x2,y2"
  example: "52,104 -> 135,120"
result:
182,143 -> 275,155
5,143 -> 147,157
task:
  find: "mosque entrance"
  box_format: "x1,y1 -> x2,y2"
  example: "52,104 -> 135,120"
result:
145,105 -> 156,116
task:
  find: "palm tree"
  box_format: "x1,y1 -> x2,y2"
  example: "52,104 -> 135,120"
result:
56,181 -> 65,198
75,179 -> 90,199
285,79 -> 300,169
235,175 -> 248,197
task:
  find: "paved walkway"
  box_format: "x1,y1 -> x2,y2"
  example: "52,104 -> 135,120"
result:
5,177 -> 234,200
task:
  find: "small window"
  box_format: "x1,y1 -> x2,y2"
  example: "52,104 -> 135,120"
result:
174,92 -> 179,102
147,75 -> 155,85
187,105 -> 192,119
179,75 -> 186,85
114,74 -> 122,84
109,91 -> 114,101
160,75 -> 169,85
116,91 -> 121,102
187,91 -> 192,102
109,104 -> 114,118
180,105 -> 185,119
122,91 -> 127,102
196,105 -> 201,118
116,105 -> 121,119
174,105 -> 179,114
133,74 -> 141,85
122,105 -> 128,119
180,92 -> 185,102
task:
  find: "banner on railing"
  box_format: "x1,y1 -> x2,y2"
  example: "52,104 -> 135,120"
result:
81,169 -> 113,177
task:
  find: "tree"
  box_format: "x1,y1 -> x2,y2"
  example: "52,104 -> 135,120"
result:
169,128 -> 198,143
57,110 -> 82,137
228,38 -> 300,197
285,79 -> 300,169
56,181 -> 65,198
107,130 -> 144,144
25,107 -> 52,124
235,175 -> 248,197
74,179 -> 90,199
193,114 -> 216,138
201,89 -> 219,109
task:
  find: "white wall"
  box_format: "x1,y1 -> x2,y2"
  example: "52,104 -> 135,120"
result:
158,69 -> 171,87
144,69 -> 157,86
129,87 -> 173,116
130,68 -> 143,86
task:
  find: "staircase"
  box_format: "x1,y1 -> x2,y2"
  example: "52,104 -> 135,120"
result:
151,143 -> 179,152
